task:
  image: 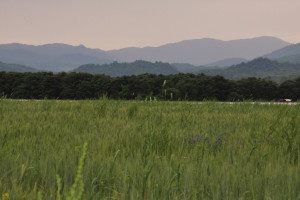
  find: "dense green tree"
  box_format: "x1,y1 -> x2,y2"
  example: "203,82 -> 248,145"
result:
234,77 -> 278,100
0,71 -> 299,101
278,77 -> 300,100
39,72 -> 62,99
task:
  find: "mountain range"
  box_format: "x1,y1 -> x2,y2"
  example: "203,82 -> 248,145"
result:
108,36 -> 289,65
196,58 -> 300,82
0,43 -> 114,72
1,36 -> 300,81
0,36 -> 292,72
264,43 -> 300,64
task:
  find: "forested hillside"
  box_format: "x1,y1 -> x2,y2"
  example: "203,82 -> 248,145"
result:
0,61 -> 38,72
276,54 -> 300,64
171,63 -> 206,73
1,71 -> 299,101
2,57 -> 300,82
204,58 -> 248,67
197,58 -> 300,81
73,60 -> 178,76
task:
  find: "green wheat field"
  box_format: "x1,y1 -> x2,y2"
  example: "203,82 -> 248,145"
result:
0,99 -> 299,200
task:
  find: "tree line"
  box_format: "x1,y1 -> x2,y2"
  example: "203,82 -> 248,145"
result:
0,71 -> 299,101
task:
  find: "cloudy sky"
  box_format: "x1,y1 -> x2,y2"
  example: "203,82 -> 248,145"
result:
0,0 -> 299,50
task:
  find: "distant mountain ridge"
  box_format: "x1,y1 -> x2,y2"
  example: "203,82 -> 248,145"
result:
0,43 -> 114,72
264,43 -> 300,59
0,36 -> 291,71
262,43 -> 300,64
108,36 -> 290,65
276,54 -> 300,64
197,57 -> 300,81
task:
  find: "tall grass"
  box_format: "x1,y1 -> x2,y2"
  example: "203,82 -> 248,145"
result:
0,99 -> 299,199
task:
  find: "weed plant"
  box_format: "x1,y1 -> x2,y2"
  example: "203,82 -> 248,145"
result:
0,99 -> 299,199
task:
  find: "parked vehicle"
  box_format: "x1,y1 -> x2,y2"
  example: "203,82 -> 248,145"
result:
277,99 -> 292,103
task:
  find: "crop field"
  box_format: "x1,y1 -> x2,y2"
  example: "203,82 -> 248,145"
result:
0,99 -> 299,199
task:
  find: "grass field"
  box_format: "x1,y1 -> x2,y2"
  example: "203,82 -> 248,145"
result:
0,99 -> 299,199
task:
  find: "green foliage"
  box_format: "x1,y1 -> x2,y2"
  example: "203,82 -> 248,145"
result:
1,71 -> 300,101
65,142 -> 87,200
0,100 -> 299,199
73,60 -> 178,76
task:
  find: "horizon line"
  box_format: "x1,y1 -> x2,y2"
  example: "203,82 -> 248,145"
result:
0,35 -> 296,51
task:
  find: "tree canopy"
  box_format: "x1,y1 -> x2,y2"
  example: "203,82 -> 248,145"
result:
1,71 -> 299,101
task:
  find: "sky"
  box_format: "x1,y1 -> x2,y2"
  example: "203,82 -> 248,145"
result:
0,0 -> 300,50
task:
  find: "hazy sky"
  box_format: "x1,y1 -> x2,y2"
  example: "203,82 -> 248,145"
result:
1,0 -> 300,50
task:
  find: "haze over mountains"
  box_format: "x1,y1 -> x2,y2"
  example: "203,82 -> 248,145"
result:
263,43 -> 300,64
1,36 -> 300,81
0,43 -> 114,72
0,36 -> 291,72
205,58 -> 248,68
196,58 -> 300,82
0,61 -> 38,73
264,43 -> 300,59
108,36 -> 289,65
